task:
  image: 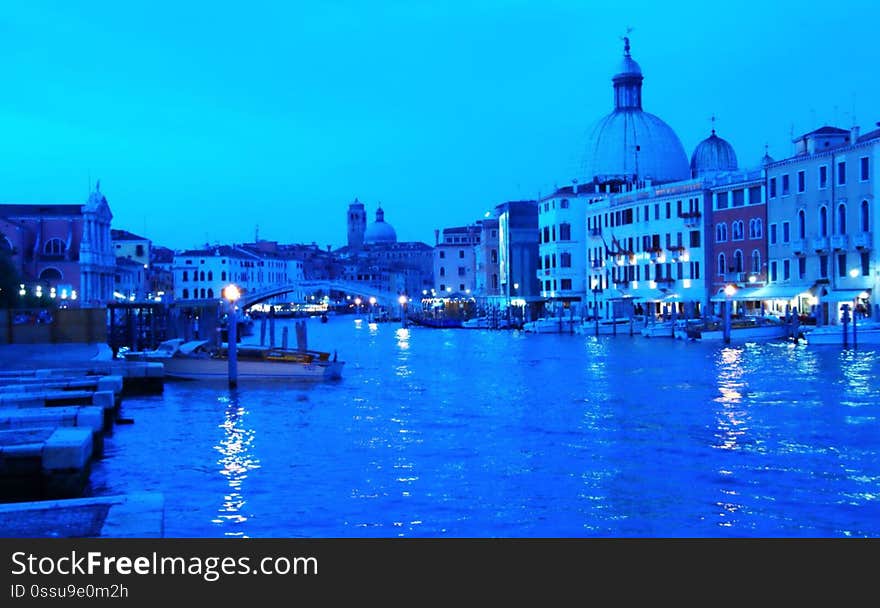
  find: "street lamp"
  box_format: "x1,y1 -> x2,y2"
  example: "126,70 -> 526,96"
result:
223,284 -> 241,389
723,283 -> 736,344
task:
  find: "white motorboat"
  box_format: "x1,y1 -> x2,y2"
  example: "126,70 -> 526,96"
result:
802,320 -> 880,345
679,316 -> 790,342
642,318 -> 703,338
523,316 -> 582,334
123,339 -> 344,381
461,316 -> 512,329
574,317 -> 634,336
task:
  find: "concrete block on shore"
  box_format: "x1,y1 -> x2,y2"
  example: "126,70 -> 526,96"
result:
91,390 -> 115,411
42,427 -> 93,471
97,375 -> 123,393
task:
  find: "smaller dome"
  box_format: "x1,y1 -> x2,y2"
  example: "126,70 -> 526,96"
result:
364,206 -> 397,244
690,131 -> 738,177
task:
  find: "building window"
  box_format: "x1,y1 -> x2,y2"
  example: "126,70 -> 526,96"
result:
770,261 -> 778,282
798,210 -> 806,239
798,256 -> 806,279
718,253 -> 726,276
837,204 -> 847,235
796,171 -> 805,194
561,278 -> 572,290
221,271 -> 226,281
715,223 -> 727,243
459,284 -> 465,291
861,252 -> 870,277
769,177 -> 777,198
560,199 -> 569,209
458,250 -> 464,259
207,271 -> 213,281
838,161 -> 846,185
734,250 -> 744,273
861,156 -> 870,181
207,288 -> 214,298
439,251 -> 445,259
182,288 -> 189,298
732,190 -> 744,207
732,220 -> 744,241
690,230 -> 700,248
717,192 -> 728,209
542,227 -> 550,243
439,284 -> 445,292
819,207 -> 828,237
862,200 -> 870,232
665,202 -> 671,219
43,238 -> 65,256
782,174 -> 790,195
182,271 -> 189,282
560,252 -> 572,268
492,274 -> 498,289
439,267 -> 445,277
748,185 -> 762,205
752,250 -> 761,274
837,253 -> 847,277
200,288 -> 206,298
457,267 -> 466,277
819,255 -> 828,278
199,271 -> 205,281
782,222 -> 790,243
559,223 -> 571,241
819,165 -> 828,189
781,259 -> 790,280
749,219 -> 763,239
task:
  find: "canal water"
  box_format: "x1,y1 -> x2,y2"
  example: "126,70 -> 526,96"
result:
89,315 -> 880,537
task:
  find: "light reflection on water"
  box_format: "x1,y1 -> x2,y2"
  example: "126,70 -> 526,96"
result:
89,317 -> 880,537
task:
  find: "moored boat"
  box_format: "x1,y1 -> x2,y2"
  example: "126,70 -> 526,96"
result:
573,317 -> 633,335
123,339 -> 344,381
523,316 -> 582,333
802,320 -> 880,345
680,316 -> 789,342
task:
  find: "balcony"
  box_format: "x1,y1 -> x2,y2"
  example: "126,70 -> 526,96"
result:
678,211 -> 702,227
790,239 -> 807,255
810,236 -> 830,252
830,234 -> 848,251
589,227 -> 602,237
853,232 -> 872,250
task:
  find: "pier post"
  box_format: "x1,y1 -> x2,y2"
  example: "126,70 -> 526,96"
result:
223,286 -> 240,389
269,308 -> 276,348
282,326 -> 289,350
853,306 -> 858,347
260,316 -> 267,346
841,304 -> 850,348
723,300 -> 732,344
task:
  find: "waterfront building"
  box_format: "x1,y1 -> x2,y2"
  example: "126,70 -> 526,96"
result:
765,124 -> 879,322
0,183 -> 115,305
473,216 -> 500,304
496,200 -> 540,308
114,256 -> 148,300
111,229 -> 150,267
432,224 -> 480,295
537,183 -> 604,313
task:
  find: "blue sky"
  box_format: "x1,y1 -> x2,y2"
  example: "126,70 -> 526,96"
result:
1,0 -> 878,249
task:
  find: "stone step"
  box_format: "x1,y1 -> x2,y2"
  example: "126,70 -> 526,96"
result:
0,426 -> 94,500
0,375 -> 123,395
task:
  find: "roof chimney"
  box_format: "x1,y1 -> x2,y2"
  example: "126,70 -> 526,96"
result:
434,229 -> 440,246
851,125 -> 860,144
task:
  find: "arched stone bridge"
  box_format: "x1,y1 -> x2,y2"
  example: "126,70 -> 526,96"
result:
239,280 -> 403,309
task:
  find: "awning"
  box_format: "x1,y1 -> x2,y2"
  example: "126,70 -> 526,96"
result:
710,283 -> 814,302
629,289 -> 682,302
824,288 -> 872,301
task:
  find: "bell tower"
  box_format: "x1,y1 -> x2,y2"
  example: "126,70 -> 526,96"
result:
347,197 -> 366,252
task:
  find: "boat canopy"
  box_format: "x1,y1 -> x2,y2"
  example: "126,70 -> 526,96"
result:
710,283 -> 814,302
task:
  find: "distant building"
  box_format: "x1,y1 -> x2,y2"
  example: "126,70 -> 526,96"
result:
346,198 -> 367,252
496,200 -> 539,303
433,224 -> 480,295
473,217 -> 500,302
111,229 -> 151,267
0,183 -> 115,305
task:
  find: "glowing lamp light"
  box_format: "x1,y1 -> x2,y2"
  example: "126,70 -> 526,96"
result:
649,281 -> 657,289
223,284 -> 241,302
398,295 -> 408,305
724,284 -> 737,297
354,297 -> 362,306
422,290 -> 428,296
446,287 -> 452,293
369,296 -> 376,305
849,268 -> 860,278
748,275 -> 757,284
513,283 -> 519,290
682,279 -> 692,289
859,291 -> 870,299
71,290 -> 77,301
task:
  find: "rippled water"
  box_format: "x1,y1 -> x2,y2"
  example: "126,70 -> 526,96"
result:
88,315 -> 880,537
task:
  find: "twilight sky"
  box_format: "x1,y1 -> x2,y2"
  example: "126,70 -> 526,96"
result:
1,0 -> 878,250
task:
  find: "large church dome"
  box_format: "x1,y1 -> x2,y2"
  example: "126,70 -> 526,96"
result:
690,129 -> 738,177
364,206 -> 397,244
584,38 -> 689,185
